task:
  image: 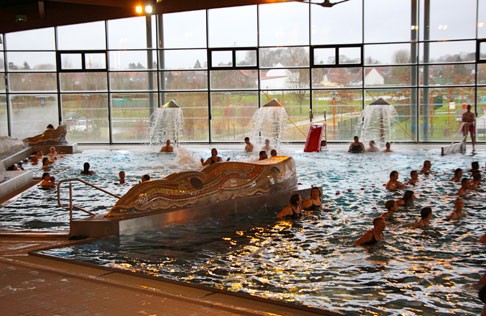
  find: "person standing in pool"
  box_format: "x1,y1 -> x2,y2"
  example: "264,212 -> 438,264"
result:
201,148 -> 229,166
450,168 -> 463,182
461,104 -> 476,152
302,187 -> 322,211
367,140 -> 379,152
420,160 -> 432,175
386,171 -> 405,191
448,198 -> 465,220
396,190 -> 416,208
354,217 -> 386,246
244,137 -> 254,153
406,170 -> 419,185
276,194 -> 304,219
383,142 -> 393,152
80,162 -> 95,175
348,136 -> 365,153
457,178 -> 470,196
39,172 -> 55,188
381,200 -> 398,218
407,207 -> 433,228
160,139 -> 174,153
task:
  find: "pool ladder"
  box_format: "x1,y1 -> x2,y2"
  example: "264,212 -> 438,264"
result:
57,178 -> 121,223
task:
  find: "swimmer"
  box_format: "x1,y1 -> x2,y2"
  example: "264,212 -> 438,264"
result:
348,136 -> 365,153
258,150 -> 268,160
406,170 -> 419,185
386,170 -> 405,191
30,154 -> 39,165
39,172 -> 55,188
469,171 -> 481,191
381,200 -> 398,218
41,157 -> 50,170
80,162 -> 95,175
396,190 -> 415,207
408,207 -> 433,228
383,142 -> 393,153
261,139 -> 273,154
160,139 -> 174,153
276,194 -> 303,219
244,137 -> 254,153
420,160 -> 432,175
448,198 -> 465,220
140,174 -> 150,183
118,171 -> 126,184
270,149 -> 277,157
468,161 -> 480,173
48,146 -> 58,162
354,217 -> 386,246
302,187 -> 322,211
450,168 -> 463,182
201,148 -> 229,166
367,140 -> 379,152
457,178 -> 470,196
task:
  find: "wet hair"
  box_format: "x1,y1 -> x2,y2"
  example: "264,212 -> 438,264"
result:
420,207 -> 432,219
270,149 -> 277,157
373,217 -> 384,226
46,124 -> 54,129
423,160 -> 431,167
141,174 -> 151,182
454,168 -> 463,177
83,162 -> 90,171
310,187 -> 322,198
384,200 -> 395,211
403,190 -> 414,204
389,170 -> 398,178
289,194 -> 301,205
471,161 -> 479,170
244,137 -> 249,141
410,170 -> 418,177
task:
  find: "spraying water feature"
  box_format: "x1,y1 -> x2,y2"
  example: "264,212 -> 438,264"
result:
148,100 -> 184,147
356,98 -> 398,147
251,99 -> 288,149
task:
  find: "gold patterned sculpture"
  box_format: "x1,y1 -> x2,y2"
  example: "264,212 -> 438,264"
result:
106,156 -> 297,218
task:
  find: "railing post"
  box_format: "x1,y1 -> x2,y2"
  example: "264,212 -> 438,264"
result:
69,182 -> 73,225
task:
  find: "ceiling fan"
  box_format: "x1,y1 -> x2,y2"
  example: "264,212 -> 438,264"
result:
305,0 -> 350,8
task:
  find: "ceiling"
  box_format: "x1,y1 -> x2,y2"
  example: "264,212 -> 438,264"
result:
0,0 -> 293,34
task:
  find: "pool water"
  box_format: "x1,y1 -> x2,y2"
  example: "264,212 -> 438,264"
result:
4,145 -> 486,315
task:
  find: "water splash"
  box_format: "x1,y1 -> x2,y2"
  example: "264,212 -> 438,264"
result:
356,98 -> 398,147
148,100 -> 184,147
250,99 -> 288,149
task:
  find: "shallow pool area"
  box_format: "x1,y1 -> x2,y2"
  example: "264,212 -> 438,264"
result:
16,145 -> 485,315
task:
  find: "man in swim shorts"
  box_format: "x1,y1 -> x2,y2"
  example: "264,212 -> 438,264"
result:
461,104 -> 476,152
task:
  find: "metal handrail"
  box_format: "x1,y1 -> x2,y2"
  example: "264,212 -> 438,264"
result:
57,178 -> 121,222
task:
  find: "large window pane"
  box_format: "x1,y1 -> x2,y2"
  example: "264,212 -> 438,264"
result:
364,66 -> 412,87
162,11 -> 206,49
365,43 -> 412,65
211,70 -> 258,90
109,50 -> 157,70
111,93 -> 158,142
365,0 -> 412,43
208,6 -> 257,48
259,3 -> 309,46
161,50 -> 207,70
210,91 -> 258,142
60,73 -> 108,91
61,94 -> 109,143
162,92 -> 208,141
260,69 -> 309,90
5,28 -> 55,50
479,0 -> 486,38
8,73 -> 57,92
57,21 -> 106,50
421,0 -> 476,41
419,41 -> 476,63
6,52 -> 56,71
260,47 -> 309,68
0,95 -> 6,136
10,94 -> 58,139
0,74 -> 5,92
311,68 -> 362,89
419,87 -> 475,141
311,0 -> 362,45
312,89 -> 362,141
108,16 -> 155,49
476,88 -> 486,142
478,63 -> 486,85
109,72 -> 157,91
420,64 -> 475,86
162,71 -> 208,90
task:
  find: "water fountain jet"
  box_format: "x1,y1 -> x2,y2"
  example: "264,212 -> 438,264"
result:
356,98 -> 398,147
148,100 -> 184,147
251,99 -> 288,149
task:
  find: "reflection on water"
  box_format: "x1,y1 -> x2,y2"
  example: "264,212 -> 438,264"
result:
26,146 -> 486,315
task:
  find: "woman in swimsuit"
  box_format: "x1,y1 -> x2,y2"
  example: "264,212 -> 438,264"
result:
302,187 -> 322,211
201,148 -> 226,166
354,217 -> 386,246
276,194 -> 303,219
348,136 -> 365,153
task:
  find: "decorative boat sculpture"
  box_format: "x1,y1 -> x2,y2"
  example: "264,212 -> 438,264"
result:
106,156 -> 297,218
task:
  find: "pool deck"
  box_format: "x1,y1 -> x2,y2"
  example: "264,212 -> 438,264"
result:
0,143 -> 483,316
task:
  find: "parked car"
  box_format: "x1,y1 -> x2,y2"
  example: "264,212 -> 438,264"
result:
72,119 -> 96,133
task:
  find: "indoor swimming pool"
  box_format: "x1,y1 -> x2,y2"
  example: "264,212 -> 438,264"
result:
12,145 -> 483,315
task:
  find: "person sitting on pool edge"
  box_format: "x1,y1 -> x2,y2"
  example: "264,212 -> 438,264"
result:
39,172 -> 55,188
160,139 -> 174,153
276,193 -> 303,219
354,217 -> 386,246
80,162 -> 95,175
407,207 -> 433,228
201,148 -> 230,166
386,170 -> 405,191
302,187 -> 322,211
348,136 -> 365,153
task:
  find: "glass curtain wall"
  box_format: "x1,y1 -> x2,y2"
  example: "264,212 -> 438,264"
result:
1,0 -> 485,144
